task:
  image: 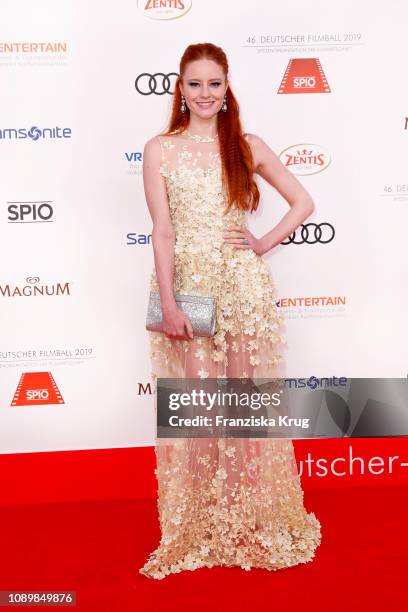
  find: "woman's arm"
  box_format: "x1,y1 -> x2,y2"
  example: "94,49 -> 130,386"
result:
143,136 -> 177,313
143,136 -> 193,340
247,133 -> 315,255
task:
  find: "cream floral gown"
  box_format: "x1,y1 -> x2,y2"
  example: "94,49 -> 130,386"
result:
139,129 -> 322,579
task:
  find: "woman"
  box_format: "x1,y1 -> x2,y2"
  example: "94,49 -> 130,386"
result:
140,42 -> 322,579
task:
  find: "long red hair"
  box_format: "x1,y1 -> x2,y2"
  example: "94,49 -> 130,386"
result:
161,42 -> 260,214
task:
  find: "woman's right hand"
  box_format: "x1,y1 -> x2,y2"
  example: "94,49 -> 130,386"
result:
161,304 -> 194,340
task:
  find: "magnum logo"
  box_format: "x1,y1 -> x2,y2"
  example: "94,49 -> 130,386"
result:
278,58 -> 331,94
11,372 -> 65,406
0,277 -> 71,297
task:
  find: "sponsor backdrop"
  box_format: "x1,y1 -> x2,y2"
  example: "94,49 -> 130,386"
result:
1,0 -> 407,470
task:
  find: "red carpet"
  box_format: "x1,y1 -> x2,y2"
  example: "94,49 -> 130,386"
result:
0,445 -> 407,610
0,438 -> 408,612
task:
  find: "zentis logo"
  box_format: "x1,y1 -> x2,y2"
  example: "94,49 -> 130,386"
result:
279,144 -> 331,175
11,372 -> 64,406
278,58 -> 331,94
138,0 -> 192,20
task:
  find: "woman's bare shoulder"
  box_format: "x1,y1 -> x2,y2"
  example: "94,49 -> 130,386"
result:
244,133 -> 274,154
243,133 -> 275,171
144,134 -> 163,148
243,132 -> 267,148
144,133 -> 169,158
145,131 -> 183,151
143,136 -> 164,169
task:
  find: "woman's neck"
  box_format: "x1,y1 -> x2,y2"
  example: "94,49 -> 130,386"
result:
186,117 -> 218,140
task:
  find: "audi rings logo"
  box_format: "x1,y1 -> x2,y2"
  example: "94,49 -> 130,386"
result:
135,72 -> 179,96
281,223 -> 335,245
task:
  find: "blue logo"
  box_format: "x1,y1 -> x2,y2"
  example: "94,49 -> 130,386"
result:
125,152 -> 142,162
0,126 -> 72,140
127,233 -> 152,245
285,376 -> 348,389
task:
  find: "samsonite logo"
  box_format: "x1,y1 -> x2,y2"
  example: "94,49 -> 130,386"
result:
0,126 -> 72,140
137,0 -> 192,20
279,144 -> 331,176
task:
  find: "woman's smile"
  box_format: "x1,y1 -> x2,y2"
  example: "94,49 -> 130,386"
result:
195,101 -> 215,108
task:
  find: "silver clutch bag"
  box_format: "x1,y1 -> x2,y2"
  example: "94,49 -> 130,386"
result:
146,291 -> 217,337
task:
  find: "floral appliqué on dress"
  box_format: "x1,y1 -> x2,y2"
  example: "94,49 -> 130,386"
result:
140,131 -> 322,579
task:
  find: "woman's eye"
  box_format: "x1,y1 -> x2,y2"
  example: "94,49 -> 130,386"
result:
188,82 -> 222,88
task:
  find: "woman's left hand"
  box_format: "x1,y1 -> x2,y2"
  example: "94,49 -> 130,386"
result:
223,224 -> 264,256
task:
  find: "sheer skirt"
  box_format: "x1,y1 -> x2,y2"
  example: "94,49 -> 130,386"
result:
139,325 -> 322,579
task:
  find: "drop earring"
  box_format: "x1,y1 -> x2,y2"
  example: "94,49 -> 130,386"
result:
180,95 -> 186,113
221,94 -> 227,112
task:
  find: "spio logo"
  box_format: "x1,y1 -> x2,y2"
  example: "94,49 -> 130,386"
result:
278,58 -> 331,94
138,0 -> 192,20
8,200 -> 54,222
281,223 -> 335,245
11,371 -> 64,406
0,126 -> 72,140
279,144 -> 331,176
135,72 -> 178,95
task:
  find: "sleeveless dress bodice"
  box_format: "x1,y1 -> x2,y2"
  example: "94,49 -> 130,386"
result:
159,135 -> 246,259
149,131 -> 284,362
